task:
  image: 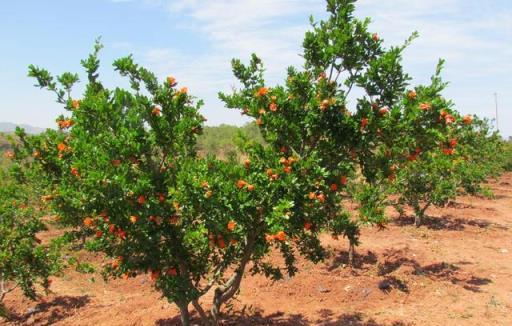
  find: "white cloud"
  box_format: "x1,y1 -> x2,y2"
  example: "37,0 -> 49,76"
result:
162,0 -> 323,79
356,0 -> 511,135
121,0 -> 511,136
131,0 -> 326,126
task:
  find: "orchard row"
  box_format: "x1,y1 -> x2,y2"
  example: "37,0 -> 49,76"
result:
1,0 -> 508,325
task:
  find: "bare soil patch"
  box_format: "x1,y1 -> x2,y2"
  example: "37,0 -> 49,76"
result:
4,173 -> 512,325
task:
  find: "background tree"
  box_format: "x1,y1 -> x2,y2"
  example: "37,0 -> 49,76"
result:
0,156 -> 61,319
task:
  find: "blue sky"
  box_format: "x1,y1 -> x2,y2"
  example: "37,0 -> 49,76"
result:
1,0 -> 511,138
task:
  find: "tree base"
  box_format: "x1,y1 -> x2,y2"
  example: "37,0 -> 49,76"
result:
414,215 -> 421,227
348,243 -> 355,266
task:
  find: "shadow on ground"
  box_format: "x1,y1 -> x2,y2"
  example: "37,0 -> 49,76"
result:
156,310 -> 411,325
377,249 -> 492,293
327,250 -> 378,271
393,213 -> 507,231
325,246 -> 492,295
8,295 -> 90,326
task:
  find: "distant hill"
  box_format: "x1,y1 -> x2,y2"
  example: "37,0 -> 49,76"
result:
0,122 -> 45,134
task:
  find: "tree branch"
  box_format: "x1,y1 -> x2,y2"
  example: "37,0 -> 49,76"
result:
192,299 -> 211,326
0,278 -> 17,302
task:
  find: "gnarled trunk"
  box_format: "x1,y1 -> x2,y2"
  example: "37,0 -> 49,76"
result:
210,235 -> 256,324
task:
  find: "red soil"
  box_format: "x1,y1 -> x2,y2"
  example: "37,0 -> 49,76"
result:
3,173 -> 512,326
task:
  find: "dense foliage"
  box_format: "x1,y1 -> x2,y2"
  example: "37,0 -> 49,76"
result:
220,0 -> 505,230
11,35 -> 347,324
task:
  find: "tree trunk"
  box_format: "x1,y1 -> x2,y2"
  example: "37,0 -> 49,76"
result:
210,264 -> 245,325
395,204 -> 405,219
414,202 -> 431,228
177,302 -> 191,326
210,235 -> 256,324
211,289 -> 222,325
348,242 -> 355,267
192,300 -> 212,326
414,214 -> 421,227
412,202 -> 422,227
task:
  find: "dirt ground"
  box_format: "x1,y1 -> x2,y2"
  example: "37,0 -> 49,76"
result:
3,173 -> 512,326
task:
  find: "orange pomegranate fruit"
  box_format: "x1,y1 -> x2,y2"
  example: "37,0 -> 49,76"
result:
419,103 -> 431,111
83,217 -> 94,227
256,87 -> 268,97
275,231 -> 286,241
167,76 -> 177,86
227,220 -> 236,231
